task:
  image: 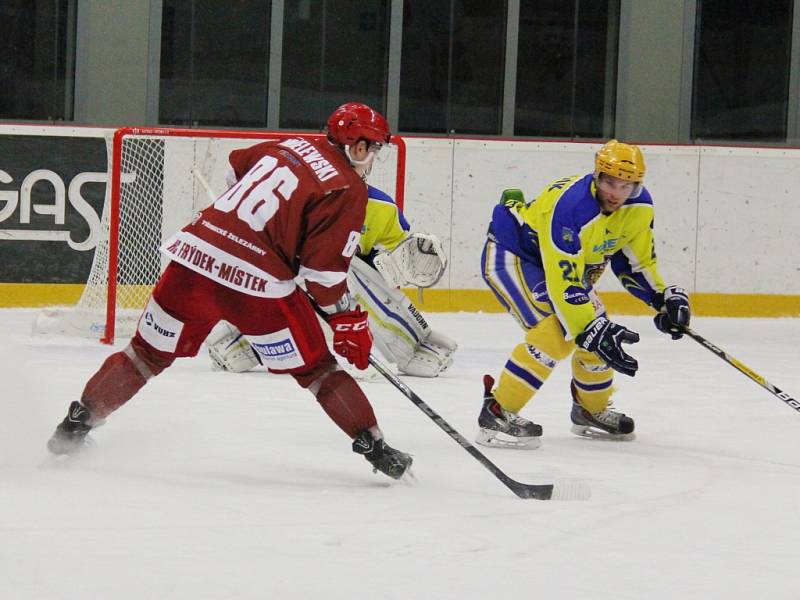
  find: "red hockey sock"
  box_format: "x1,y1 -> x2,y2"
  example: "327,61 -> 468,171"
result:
81,339 -> 174,420
81,351 -> 148,419
312,369 -> 378,439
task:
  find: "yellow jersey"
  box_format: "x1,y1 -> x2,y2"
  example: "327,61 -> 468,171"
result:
489,173 -> 666,338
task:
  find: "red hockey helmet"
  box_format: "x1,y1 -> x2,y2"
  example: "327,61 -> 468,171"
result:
327,102 -> 391,147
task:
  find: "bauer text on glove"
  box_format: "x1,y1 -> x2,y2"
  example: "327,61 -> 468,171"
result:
576,316 -> 640,377
329,307 -> 373,370
653,285 -> 690,340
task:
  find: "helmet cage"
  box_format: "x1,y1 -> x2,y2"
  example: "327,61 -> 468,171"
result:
346,142 -> 384,178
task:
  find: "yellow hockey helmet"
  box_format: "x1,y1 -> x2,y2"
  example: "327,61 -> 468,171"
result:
594,139 -> 646,183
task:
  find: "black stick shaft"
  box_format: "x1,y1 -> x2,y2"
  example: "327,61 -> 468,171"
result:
684,327 -> 800,414
305,289 -> 562,499
368,356 -> 554,499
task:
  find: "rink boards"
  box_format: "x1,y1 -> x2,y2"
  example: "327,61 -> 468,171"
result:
0,125 -> 798,316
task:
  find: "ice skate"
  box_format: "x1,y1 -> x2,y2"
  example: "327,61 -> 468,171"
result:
47,401 -> 97,455
570,383 -> 635,440
476,375 -> 542,450
352,430 -> 413,480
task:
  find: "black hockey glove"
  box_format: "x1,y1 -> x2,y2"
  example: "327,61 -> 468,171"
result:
653,285 -> 690,340
576,317 -> 640,377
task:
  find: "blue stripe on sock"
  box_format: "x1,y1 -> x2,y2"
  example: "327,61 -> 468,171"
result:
505,360 -> 543,390
572,378 -> 612,392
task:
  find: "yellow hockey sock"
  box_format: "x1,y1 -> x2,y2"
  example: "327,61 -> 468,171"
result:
494,315 -> 574,413
571,348 -> 614,413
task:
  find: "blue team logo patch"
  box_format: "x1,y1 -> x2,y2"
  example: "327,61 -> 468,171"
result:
563,286 -> 590,305
531,281 -> 551,304
561,227 -> 575,243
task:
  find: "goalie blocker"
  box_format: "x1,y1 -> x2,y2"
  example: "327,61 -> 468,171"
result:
208,255 -> 457,377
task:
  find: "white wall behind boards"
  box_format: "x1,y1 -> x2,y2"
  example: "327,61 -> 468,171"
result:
400,138 -> 800,295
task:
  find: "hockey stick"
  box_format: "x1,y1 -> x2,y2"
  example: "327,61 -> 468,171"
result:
683,327 -> 800,414
302,279 -> 588,499
202,157 -> 587,499
191,167 -> 217,204
367,355 -> 590,501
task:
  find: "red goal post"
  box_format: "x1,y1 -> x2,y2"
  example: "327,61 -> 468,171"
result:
35,126 -> 406,345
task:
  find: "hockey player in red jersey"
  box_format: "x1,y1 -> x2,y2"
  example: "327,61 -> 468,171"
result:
47,102 -> 413,480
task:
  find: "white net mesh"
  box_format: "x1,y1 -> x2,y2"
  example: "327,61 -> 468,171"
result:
33,129 -> 403,342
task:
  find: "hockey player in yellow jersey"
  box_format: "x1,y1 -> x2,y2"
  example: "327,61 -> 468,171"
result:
477,140 -> 691,448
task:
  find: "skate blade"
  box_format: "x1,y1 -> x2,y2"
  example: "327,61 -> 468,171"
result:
476,429 -> 541,450
570,424 -> 635,441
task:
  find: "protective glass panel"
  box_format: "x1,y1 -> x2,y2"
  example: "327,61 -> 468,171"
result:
159,0 -> 271,126
515,0 -> 617,138
0,0 -> 72,120
280,0 -> 390,130
692,0 -> 792,141
399,0 -> 506,134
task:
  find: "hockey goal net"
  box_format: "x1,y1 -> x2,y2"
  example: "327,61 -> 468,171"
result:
34,127 -> 406,344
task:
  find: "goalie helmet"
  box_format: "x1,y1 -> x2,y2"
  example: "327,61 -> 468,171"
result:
594,139 -> 646,183
327,102 -> 391,147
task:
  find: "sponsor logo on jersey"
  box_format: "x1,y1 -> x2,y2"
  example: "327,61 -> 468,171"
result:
247,328 -> 304,369
170,240 -> 217,273
592,238 -> 618,253
217,263 -> 269,293
563,285 -> 590,305
163,237 -> 270,293
531,281 -> 550,304
251,339 -> 296,358
279,138 -> 340,182
137,298 -> 183,352
561,227 -> 574,243
199,219 -> 266,256
143,311 -> 177,339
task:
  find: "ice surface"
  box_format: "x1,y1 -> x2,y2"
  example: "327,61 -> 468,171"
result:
2,309 -> 799,599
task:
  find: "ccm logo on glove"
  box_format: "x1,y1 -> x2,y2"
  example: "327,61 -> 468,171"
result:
329,307 -> 373,370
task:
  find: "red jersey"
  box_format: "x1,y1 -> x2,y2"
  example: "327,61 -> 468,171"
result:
160,137 -> 367,307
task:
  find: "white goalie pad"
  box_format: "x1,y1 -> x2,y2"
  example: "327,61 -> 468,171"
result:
204,257 -> 457,378
206,321 -> 262,373
372,232 -> 447,288
348,256 -> 456,377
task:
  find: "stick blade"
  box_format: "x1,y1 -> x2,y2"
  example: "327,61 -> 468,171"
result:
550,479 -> 592,501
510,479 -> 591,501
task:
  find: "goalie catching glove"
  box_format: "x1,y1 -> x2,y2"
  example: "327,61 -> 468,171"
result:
328,306 -> 373,370
373,232 -> 447,288
653,285 -> 690,340
576,316 -> 640,377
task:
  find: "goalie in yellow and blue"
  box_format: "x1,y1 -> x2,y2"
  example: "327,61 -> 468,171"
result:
207,184 -> 457,378
476,140 -> 692,449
